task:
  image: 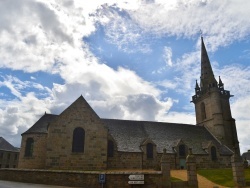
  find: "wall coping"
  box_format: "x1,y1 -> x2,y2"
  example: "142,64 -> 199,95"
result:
0,168 -> 162,175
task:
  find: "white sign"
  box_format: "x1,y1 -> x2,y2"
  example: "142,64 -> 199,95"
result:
128,175 -> 144,180
128,181 -> 144,184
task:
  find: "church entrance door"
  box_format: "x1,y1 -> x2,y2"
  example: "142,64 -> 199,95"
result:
179,159 -> 186,169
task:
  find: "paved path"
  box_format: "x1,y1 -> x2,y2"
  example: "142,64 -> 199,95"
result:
0,180 -> 75,188
171,170 -> 228,188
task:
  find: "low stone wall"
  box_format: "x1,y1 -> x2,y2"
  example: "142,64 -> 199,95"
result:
0,168 -> 163,188
195,154 -> 231,169
171,181 -> 188,188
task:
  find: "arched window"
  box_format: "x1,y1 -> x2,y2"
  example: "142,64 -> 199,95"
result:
179,144 -> 186,157
72,127 -> 85,153
25,138 -> 34,157
201,102 -> 206,120
211,146 -> 217,161
147,143 -> 153,159
107,140 -> 114,157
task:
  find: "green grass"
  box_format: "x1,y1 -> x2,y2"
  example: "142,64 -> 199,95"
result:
198,168 -> 234,187
197,168 -> 250,187
245,168 -> 250,182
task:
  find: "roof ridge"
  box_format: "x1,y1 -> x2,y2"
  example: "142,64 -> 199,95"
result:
101,118 -> 195,126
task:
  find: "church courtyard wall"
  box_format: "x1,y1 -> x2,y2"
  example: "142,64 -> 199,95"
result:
195,154 -> 231,169
106,151 -> 231,170
0,168 -> 163,188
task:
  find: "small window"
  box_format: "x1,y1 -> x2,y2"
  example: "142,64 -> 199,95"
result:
147,143 -> 154,159
179,145 -> 186,157
7,153 -> 10,160
211,146 -> 217,161
72,127 -> 85,153
25,138 -> 34,157
5,165 -> 9,168
107,140 -> 114,157
201,102 -> 206,120
15,154 -> 18,160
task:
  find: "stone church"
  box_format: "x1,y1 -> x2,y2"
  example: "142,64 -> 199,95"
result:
18,37 -> 240,170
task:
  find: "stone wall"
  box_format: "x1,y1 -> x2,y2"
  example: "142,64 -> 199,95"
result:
107,151 -> 142,169
45,97 -> 108,170
107,150 -> 230,170
195,154 -> 231,169
18,134 -> 47,169
107,151 -> 177,170
194,88 -> 237,152
0,169 -> 162,188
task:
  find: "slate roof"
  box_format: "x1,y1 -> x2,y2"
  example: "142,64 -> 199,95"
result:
22,114 -> 233,155
102,119 -> 233,155
0,137 -> 19,152
22,114 -> 58,135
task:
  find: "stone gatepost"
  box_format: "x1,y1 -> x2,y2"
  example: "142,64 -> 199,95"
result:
186,148 -> 198,188
231,149 -> 246,187
161,148 -> 171,188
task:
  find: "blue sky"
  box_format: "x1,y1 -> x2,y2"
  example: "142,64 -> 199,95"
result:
0,0 -> 250,154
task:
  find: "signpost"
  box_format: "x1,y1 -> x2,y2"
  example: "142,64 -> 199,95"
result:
128,175 -> 144,180
99,174 -> 105,188
128,180 -> 144,184
128,174 -> 144,184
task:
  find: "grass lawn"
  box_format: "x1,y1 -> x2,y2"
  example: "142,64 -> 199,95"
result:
197,168 -> 250,187
245,168 -> 250,182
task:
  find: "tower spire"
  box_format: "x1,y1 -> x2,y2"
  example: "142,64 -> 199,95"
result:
191,36 -> 238,153
200,37 -> 217,90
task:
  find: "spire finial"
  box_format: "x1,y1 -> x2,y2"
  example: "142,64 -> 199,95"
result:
195,80 -> 200,93
200,29 -> 203,38
195,80 -> 199,89
218,76 -> 224,90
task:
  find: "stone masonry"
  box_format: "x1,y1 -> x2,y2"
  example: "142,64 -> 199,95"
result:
18,134 -> 47,169
186,148 -> 198,188
45,96 -> 108,170
231,149 -> 246,188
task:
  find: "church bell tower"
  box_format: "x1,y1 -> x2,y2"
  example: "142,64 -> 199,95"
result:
192,37 -> 240,154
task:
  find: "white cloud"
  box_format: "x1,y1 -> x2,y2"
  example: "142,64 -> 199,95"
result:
0,92 -> 52,147
219,66 -> 250,153
95,5 -> 153,54
158,111 -> 195,125
96,0 -> 250,52
163,46 -> 173,66
50,61 -> 174,121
